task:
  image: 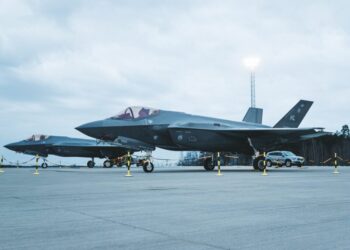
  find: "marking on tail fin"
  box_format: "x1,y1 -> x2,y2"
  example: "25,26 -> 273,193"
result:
274,100 -> 313,128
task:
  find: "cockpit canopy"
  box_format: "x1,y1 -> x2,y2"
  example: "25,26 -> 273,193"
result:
111,106 -> 159,120
25,134 -> 49,142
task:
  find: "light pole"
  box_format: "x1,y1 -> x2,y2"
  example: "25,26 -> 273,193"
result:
243,57 -> 261,108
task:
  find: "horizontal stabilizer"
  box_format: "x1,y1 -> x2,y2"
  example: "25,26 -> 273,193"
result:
243,107 -> 263,124
274,100 -> 313,128
299,131 -> 330,141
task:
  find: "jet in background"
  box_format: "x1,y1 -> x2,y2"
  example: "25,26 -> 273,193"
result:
4,134 -> 155,171
76,100 -> 324,171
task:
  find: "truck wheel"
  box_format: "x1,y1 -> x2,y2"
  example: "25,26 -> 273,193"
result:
41,163 -> 48,168
285,160 -> 292,167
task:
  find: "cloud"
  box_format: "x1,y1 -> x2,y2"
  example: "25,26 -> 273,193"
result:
1,0 -> 350,163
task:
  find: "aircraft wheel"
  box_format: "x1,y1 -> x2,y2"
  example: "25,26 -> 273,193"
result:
143,162 -> 154,173
103,160 -> 113,168
87,160 -> 95,168
204,158 -> 215,171
41,163 -> 48,168
285,160 -> 292,167
253,156 -> 266,171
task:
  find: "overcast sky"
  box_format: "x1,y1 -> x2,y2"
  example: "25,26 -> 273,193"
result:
1,0 -> 349,164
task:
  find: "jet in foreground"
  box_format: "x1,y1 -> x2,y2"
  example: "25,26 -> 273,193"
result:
4,134 -> 155,171
76,100 -> 324,171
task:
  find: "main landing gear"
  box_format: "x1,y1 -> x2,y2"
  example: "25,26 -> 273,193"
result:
87,158 -> 95,168
248,138 -> 267,172
203,157 -> 215,171
253,155 -> 266,172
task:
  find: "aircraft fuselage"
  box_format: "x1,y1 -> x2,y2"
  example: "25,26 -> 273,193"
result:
77,110 -> 269,154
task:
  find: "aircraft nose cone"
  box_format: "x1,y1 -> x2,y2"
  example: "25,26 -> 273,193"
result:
4,143 -> 17,151
76,120 -> 105,139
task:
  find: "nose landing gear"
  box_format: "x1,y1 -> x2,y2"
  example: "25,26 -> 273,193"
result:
141,160 -> 154,173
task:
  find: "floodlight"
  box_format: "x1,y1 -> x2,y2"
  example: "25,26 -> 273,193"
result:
243,57 -> 261,71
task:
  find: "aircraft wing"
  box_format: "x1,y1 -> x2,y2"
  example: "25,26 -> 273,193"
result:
168,122 -> 324,139
52,139 -> 155,152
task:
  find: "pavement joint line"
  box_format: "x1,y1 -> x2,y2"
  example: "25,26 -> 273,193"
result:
6,195 -> 229,250
67,210 -> 229,250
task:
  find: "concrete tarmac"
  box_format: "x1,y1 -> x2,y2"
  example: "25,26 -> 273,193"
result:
0,166 -> 349,250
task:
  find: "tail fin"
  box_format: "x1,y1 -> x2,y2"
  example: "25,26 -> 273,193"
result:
274,100 -> 313,128
243,107 -> 263,124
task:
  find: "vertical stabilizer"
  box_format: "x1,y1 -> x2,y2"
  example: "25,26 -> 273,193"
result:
274,100 -> 313,128
243,107 -> 263,124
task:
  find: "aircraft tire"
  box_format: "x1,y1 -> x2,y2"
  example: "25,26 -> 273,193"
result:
204,158 -> 215,171
103,160 -> 113,168
87,160 -> 95,168
253,156 -> 265,171
41,163 -> 48,168
143,162 -> 154,173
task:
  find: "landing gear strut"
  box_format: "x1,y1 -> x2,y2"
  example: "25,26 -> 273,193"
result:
248,138 -> 267,172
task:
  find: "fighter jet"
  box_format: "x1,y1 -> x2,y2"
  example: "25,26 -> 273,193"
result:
4,134 -> 155,171
76,100 -> 323,172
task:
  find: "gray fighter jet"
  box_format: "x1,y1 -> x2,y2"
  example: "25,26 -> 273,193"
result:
4,134 -> 155,171
76,100 -> 323,171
